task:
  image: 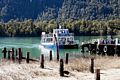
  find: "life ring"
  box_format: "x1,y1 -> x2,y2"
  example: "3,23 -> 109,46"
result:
103,46 -> 107,53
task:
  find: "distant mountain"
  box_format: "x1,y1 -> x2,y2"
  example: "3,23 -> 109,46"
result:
0,0 -> 120,22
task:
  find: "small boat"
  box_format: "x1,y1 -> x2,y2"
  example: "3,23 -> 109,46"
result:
40,26 -> 79,49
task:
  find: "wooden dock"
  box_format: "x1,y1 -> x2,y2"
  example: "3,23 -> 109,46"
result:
81,39 -> 120,56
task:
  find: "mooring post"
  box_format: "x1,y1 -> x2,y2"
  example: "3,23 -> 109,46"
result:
8,50 -> 11,60
96,69 -> 100,80
65,53 -> 69,64
26,52 -> 30,63
40,54 -> 44,68
81,46 -> 85,53
88,45 -> 91,56
2,47 -> 7,59
16,49 -> 18,60
90,58 -> 94,73
11,48 -> 15,62
54,34 -> 59,61
18,48 -> 22,64
60,59 -> 64,76
57,43 -> 59,61
50,50 -> 52,61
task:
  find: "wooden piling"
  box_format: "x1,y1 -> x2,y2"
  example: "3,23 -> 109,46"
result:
50,50 -> 52,61
18,48 -> 22,64
54,34 -> 59,61
57,43 -> 59,61
96,69 -> 100,80
8,50 -> 11,60
16,49 -> 18,60
60,59 -> 64,76
65,53 -> 69,64
2,47 -> 7,59
90,58 -> 94,73
11,48 -> 15,61
81,46 -> 85,53
40,54 -> 44,68
26,52 -> 30,63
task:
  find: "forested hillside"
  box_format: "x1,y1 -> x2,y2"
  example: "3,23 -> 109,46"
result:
0,0 -> 120,22
0,0 -> 120,37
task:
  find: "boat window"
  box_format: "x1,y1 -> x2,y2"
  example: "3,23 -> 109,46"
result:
44,38 -> 46,42
70,37 -> 73,41
63,30 -> 65,33
118,40 -> 120,44
59,31 -> 61,34
51,38 -> 52,41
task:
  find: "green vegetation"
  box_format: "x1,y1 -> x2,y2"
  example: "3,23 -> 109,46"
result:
0,19 -> 120,37
0,0 -> 120,37
0,0 -> 120,21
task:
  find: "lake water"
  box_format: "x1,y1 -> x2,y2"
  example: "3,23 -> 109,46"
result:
0,36 -> 119,59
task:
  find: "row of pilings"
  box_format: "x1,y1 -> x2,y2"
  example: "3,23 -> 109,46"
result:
1,47 -> 101,80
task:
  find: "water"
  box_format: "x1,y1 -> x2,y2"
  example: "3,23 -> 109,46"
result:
0,36 -> 119,59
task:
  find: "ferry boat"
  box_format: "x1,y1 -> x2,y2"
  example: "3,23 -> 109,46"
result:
40,27 -> 79,49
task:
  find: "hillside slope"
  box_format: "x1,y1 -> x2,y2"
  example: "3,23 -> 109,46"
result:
0,0 -> 120,22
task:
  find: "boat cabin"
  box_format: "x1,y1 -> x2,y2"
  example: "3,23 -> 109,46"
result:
41,32 -> 53,43
53,29 -> 69,36
53,29 -> 75,45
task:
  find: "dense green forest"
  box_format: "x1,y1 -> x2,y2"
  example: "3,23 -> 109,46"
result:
0,0 -> 120,36
0,19 -> 120,37
0,0 -> 120,21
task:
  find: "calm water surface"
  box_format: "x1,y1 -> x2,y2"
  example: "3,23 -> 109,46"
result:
0,36 -> 119,59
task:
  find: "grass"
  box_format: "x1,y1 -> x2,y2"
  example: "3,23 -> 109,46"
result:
65,55 -> 120,72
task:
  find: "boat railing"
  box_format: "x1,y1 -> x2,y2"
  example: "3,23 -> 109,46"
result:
81,39 -> 99,45
81,38 -> 120,45
58,33 -> 74,36
42,34 -> 53,37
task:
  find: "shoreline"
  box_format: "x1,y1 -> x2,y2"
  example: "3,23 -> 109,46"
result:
0,55 -> 120,80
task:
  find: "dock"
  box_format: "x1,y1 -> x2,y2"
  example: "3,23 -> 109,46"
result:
81,38 -> 120,56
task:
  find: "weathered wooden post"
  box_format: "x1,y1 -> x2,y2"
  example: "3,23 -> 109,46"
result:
96,69 -> 100,80
16,49 -> 18,60
90,58 -> 94,73
81,45 -> 85,53
40,54 -> 44,68
2,47 -> 7,59
65,53 -> 69,64
60,59 -> 64,76
54,34 -> 59,61
50,50 -> 52,61
8,50 -> 11,60
57,43 -> 59,61
89,44 -> 92,54
18,48 -> 22,64
26,52 -> 30,63
11,48 -> 15,62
